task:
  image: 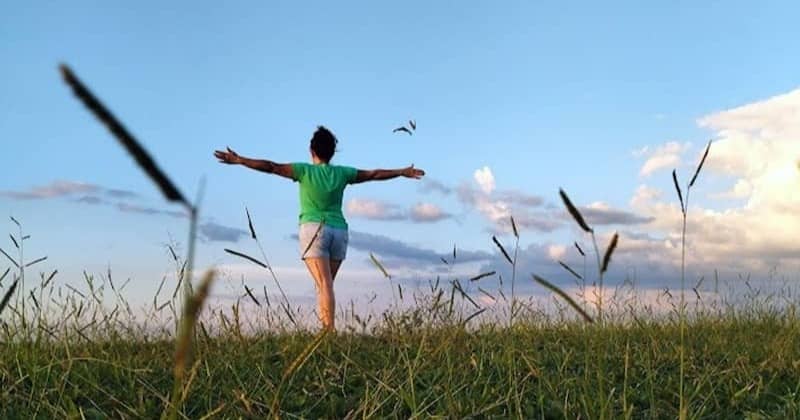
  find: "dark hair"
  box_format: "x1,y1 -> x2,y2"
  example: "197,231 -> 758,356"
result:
310,125 -> 338,163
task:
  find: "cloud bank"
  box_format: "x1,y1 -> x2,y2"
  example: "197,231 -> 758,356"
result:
346,198 -> 452,223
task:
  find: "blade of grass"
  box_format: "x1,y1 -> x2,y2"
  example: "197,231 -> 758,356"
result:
0,248 -> 19,268
168,245 -> 179,263
244,285 -> 260,306
224,249 -> 267,269
462,308 -> 486,326
25,256 -> 48,268
558,261 -> 583,280
452,280 -> 480,309
477,287 -> 496,301
370,253 -> 391,279
532,274 -> 593,323
469,271 -> 496,282
492,236 -> 513,265
42,270 -> 58,289
272,330 -> 330,415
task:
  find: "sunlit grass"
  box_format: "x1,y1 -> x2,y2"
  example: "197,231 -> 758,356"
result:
2,286 -> 800,418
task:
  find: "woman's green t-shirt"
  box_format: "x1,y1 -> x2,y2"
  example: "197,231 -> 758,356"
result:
291,163 -> 358,229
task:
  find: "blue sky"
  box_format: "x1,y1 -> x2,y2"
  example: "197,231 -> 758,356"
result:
3,2 -> 800,309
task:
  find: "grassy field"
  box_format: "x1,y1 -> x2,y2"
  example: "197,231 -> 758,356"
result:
2,300 -> 800,419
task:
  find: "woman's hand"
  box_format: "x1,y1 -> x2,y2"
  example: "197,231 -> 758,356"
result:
214,147 -> 241,165
402,165 -> 425,179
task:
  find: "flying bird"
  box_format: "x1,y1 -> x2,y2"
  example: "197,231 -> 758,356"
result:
392,126 -> 413,136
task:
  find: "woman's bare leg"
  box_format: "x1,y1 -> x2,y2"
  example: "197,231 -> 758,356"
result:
304,257 -> 335,330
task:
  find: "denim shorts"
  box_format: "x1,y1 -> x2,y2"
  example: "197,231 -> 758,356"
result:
298,222 -> 349,260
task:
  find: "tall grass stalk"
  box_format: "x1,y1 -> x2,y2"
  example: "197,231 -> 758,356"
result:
166,269 -> 215,420
244,207 -> 292,316
510,216 -> 520,324
59,63 -> 209,418
672,140 -> 711,419
554,188 -> 622,418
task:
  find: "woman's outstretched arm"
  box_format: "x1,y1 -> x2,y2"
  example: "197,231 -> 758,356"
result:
214,147 -> 294,180
352,165 -> 425,184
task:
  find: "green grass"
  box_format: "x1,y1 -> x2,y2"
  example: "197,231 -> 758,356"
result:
2,302 -> 800,419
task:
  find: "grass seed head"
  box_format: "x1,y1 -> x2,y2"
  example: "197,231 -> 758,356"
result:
492,236 -> 514,265
672,169 -> 685,215
245,207 -> 257,240
510,215 -> 519,238
370,252 -> 391,279
559,189 -> 593,233
574,242 -> 585,256
689,140 -> 712,188
601,232 -> 619,274
0,278 -> 19,315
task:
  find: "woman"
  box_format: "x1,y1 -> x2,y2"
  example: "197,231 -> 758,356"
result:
214,126 -> 425,330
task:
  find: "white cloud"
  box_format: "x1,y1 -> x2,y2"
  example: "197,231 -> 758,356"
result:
456,170 -> 558,234
579,202 -> 654,226
628,87 -> 800,276
346,198 -> 452,224
473,166 -> 495,194
410,202 -> 451,223
1,180 -> 98,199
630,185 -> 662,208
710,179 -> 753,200
0,180 -> 138,200
198,222 -> 248,243
547,245 -> 567,260
346,198 -> 405,221
635,141 -> 690,177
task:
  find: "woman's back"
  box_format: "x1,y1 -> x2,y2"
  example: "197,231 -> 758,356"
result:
291,162 -> 357,229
